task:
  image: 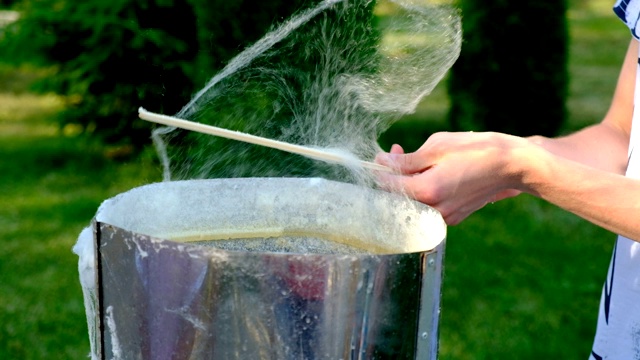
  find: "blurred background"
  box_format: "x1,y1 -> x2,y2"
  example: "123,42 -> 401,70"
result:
0,0 -> 629,358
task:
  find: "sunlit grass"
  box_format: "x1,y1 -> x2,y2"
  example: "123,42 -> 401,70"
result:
0,93 -> 62,136
0,66 -> 161,358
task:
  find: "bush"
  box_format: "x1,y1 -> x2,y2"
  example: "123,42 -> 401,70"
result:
187,0 -> 308,84
2,0 -> 378,154
448,0 -> 568,136
1,0 -> 333,148
3,0 -> 199,147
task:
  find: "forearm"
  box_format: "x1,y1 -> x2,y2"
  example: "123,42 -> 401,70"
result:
515,141 -> 640,241
377,39 -> 638,233
375,131 -> 638,235
528,122 -> 629,174
518,39 -> 637,238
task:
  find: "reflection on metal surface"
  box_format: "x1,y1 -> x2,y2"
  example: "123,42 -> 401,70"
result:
97,225 -> 443,359
88,178 -> 446,359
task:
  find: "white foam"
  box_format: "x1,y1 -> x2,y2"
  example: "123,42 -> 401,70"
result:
92,178 -> 445,254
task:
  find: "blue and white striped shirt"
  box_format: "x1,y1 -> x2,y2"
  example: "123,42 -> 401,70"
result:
614,0 -> 640,39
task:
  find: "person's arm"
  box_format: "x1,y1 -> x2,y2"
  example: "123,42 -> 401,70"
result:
376,39 -> 640,241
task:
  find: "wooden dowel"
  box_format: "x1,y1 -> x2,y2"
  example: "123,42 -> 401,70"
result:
138,107 -> 393,173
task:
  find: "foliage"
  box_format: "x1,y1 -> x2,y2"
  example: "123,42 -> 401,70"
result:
0,0 -> 17,9
1,0 -> 375,150
187,0 -> 308,84
2,0 -> 199,147
448,0 -> 569,136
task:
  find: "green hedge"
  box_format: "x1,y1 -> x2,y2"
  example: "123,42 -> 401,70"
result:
3,0 -> 201,146
2,0 -> 313,147
187,0 -> 308,85
448,0 -> 569,136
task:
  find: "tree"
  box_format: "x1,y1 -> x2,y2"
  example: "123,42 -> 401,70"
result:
4,0 -> 199,147
187,0 -> 308,84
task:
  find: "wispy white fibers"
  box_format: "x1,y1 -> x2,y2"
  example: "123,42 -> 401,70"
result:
152,0 -> 346,181
176,0 -> 346,119
105,306 -> 122,360
75,3 -> 459,352
347,0 -> 462,114
152,0 -> 461,186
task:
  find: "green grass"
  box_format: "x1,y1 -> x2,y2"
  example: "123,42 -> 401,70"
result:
440,197 -> 614,358
0,64 -> 161,358
0,1 -> 632,359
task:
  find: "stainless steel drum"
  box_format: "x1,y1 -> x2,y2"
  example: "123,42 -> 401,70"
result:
85,178 -> 446,359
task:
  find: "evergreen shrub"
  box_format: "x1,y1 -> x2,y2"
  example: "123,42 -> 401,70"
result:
3,0 -> 199,147
2,0 -> 375,150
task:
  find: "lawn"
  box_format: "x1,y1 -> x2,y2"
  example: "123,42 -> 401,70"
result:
0,0 -> 631,359
0,65 -> 161,358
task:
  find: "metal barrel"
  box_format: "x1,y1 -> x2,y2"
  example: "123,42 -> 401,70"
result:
89,178 -> 446,359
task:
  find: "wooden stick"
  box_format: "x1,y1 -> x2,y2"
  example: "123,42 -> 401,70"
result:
138,107 -> 393,173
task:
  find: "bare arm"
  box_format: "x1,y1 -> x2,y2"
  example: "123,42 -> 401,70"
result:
376,39 -> 640,241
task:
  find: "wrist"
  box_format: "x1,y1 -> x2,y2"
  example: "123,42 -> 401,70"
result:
509,136 -> 553,196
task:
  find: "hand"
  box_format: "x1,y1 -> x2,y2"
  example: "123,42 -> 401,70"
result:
375,132 -> 523,225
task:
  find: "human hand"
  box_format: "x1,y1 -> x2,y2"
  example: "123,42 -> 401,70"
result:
375,132 -> 523,225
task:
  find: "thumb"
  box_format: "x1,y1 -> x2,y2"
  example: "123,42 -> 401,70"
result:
376,144 -> 430,174
390,144 -> 405,155
390,149 -> 432,175
375,144 -> 404,167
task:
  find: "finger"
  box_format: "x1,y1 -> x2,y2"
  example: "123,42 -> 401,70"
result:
376,150 -> 433,175
375,144 -> 404,168
379,171 -> 444,208
443,211 -> 468,226
375,171 -> 428,199
392,150 -> 434,175
439,199 -> 481,226
443,190 -> 519,225
390,144 -> 404,155
375,171 -> 406,192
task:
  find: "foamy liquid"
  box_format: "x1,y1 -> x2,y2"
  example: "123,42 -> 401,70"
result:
166,231 -> 392,255
193,236 -> 370,255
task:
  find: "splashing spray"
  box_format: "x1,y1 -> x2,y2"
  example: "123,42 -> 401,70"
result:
151,0 -> 461,187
